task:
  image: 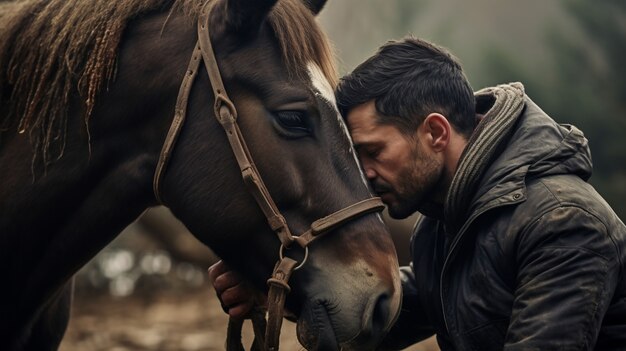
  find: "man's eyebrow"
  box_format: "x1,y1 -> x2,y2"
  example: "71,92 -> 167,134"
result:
352,141 -> 378,151
353,138 -> 379,146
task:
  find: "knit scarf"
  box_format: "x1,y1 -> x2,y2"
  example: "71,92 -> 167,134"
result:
444,82 -> 526,236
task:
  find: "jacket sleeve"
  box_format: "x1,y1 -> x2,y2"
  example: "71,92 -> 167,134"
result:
505,206 -> 621,350
378,266 -> 436,350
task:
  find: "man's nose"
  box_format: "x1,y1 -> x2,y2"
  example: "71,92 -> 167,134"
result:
364,166 -> 377,180
358,155 -> 377,180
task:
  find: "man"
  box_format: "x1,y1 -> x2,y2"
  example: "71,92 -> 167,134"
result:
210,36 -> 626,350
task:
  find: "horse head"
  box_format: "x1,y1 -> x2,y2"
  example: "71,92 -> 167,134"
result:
0,0 -> 401,349
157,0 -> 402,348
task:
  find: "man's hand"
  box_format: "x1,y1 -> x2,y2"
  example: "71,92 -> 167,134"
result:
208,260 -> 263,319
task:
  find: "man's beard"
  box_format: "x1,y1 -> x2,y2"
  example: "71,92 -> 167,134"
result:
385,149 -> 442,220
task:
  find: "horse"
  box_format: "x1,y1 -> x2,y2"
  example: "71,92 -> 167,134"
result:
0,0 -> 403,350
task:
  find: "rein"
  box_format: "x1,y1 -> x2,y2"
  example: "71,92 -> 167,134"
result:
153,3 -> 385,350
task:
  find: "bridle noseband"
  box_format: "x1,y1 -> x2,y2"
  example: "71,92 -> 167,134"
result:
153,3 -> 385,350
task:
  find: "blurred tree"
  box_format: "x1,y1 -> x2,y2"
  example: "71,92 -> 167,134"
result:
319,0 -> 430,73
477,0 -> 626,218
540,0 -> 626,218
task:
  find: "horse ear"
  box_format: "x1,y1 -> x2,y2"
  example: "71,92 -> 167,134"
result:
302,0 -> 327,14
223,0 -> 278,35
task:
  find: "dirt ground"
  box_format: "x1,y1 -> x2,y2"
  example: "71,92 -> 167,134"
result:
59,284 -> 438,351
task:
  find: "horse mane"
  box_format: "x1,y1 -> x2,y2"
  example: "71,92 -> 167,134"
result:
0,0 -> 336,167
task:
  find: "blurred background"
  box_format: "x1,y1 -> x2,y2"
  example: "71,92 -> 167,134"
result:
60,0 -> 625,350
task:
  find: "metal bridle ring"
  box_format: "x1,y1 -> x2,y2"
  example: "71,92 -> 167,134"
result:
279,242 -> 309,271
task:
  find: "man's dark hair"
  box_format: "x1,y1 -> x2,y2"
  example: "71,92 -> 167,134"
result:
336,36 -> 476,138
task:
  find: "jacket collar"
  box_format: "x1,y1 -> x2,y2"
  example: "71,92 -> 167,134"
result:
442,83 -> 593,238
444,82 -> 526,236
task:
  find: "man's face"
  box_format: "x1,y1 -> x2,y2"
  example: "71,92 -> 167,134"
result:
347,101 -> 443,219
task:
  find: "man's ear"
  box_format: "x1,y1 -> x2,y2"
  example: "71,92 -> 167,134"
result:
302,0 -> 327,15
220,0 -> 278,36
421,113 -> 451,152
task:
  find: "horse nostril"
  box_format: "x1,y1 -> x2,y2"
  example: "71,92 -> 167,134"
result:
369,292 -> 391,337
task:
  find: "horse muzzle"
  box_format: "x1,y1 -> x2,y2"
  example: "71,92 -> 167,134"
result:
295,284 -> 401,351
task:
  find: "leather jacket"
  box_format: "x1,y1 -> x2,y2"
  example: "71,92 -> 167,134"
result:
380,84 -> 626,350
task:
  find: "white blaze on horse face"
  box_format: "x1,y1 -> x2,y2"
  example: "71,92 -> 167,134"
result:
306,62 -> 371,192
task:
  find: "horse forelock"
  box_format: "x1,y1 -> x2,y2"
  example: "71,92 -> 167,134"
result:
177,0 -> 338,87
268,0 -> 338,89
0,0 -> 336,168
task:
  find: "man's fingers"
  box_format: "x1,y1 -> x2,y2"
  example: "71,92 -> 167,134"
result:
208,260 -> 256,318
228,300 -> 255,319
208,260 -> 229,283
213,270 -> 243,296
220,282 -> 251,307
221,283 -> 255,318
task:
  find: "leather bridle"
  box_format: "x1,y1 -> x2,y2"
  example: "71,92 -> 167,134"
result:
153,3 -> 385,350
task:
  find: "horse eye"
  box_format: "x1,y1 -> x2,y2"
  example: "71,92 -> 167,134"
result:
276,111 -> 306,128
274,110 -> 311,136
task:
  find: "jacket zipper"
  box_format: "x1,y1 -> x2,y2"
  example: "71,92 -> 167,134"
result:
438,197 -> 521,345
